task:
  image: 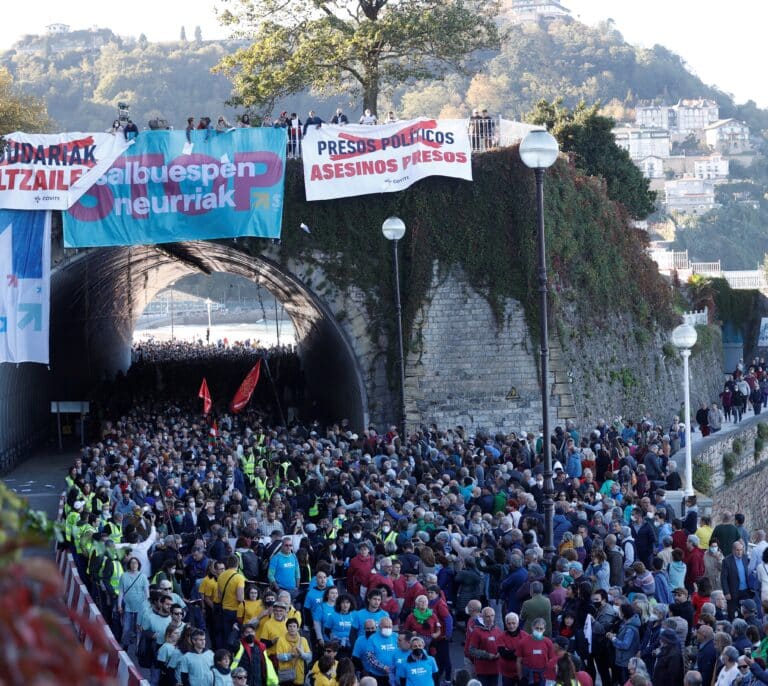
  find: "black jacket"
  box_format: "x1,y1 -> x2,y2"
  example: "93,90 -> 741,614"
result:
652,643 -> 685,686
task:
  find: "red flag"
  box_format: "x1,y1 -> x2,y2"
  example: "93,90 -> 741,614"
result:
198,378 -> 212,415
229,359 -> 262,414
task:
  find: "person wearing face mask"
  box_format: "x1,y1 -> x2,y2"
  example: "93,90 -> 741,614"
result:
396,636 -> 438,686
516,617 -> 553,686
358,617 -> 399,686
587,590 -> 617,686
704,540 -> 724,591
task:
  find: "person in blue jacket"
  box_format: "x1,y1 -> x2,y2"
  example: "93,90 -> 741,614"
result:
607,603 -> 641,685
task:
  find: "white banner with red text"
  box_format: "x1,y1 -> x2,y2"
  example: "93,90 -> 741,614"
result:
302,118 -> 472,201
0,131 -> 132,210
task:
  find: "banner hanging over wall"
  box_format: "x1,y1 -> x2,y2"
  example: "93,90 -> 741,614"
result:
302,119 -> 472,200
63,128 -> 286,247
302,118 -> 473,201
0,131 -> 132,210
0,210 -> 51,364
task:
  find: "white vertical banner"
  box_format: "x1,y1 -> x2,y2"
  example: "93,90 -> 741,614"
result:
0,209 -> 51,364
759,318 -> 768,348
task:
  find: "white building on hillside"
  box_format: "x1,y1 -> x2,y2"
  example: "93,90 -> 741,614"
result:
671,98 -> 719,133
704,119 -> 750,154
665,178 -> 716,214
635,105 -> 670,130
613,126 -> 670,160
638,156 -> 666,179
508,0 -> 571,23
694,154 -> 729,180
46,23 -> 70,34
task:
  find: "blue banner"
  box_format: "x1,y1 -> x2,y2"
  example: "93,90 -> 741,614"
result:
0,210 -> 51,364
63,128 -> 286,247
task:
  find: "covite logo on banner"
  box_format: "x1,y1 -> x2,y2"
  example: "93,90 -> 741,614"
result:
302,118 -> 472,201
0,132 -> 132,210
63,128 -> 287,247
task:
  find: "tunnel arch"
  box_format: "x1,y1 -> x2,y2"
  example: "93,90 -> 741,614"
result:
48,241 -> 369,429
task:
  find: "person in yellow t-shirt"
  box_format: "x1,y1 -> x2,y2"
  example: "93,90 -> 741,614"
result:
275,618 -> 312,685
696,515 -> 714,550
238,584 -> 265,626
257,603 -> 289,656
216,555 -> 246,646
310,643 -> 339,686
200,561 -> 225,633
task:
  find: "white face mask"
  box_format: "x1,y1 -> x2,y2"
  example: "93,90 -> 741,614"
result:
381,627 -> 393,637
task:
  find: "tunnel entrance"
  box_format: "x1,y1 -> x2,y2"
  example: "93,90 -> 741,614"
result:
48,242 -> 368,430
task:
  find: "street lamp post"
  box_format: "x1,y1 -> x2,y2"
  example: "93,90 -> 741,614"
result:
520,129 -> 560,561
170,286 -> 175,341
671,323 -> 698,496
206,298 -> 212,343
382,216 -> 407,438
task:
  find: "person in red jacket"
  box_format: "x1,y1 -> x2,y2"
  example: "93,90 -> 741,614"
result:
468,606 -> 505,686
390,560 -> 407,599
401,570 -> 426,615
498,612 -> 528,686
347,543 -> 375,600
368,558 -> 396,597
464,600 -> 483,669
516,617 -> 554,686
403,594 -> 441,644
427,585 -> 453,683
685,535 -> 706,590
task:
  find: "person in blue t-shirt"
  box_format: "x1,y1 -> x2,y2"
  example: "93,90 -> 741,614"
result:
396,636 -> 438,686
268,537 -> 300,592
350,590 -> 388,645
327,594 -> 356,648
357,617 -> 399,679
305,569 -> 335,618
353,619 -> 379,668
391,632 -> 413,686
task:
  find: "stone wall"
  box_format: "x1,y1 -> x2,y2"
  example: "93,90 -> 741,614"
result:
559,306 -> 724,429
404,265 -> 557,434
688,414 -> 768,525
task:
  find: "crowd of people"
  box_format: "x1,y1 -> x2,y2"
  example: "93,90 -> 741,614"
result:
105,105 -> 499,154
60,392 -> 768,686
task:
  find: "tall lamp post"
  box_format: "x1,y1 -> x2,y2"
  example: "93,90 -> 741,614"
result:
205,298 -> 212,343
382,216 -> 407,438
671,323 -> 698,496
520,129 -> 560,560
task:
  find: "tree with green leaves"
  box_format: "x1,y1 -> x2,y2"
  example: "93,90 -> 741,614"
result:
214,0 -> 500,114
527,98 -> 656,218
0,68 -> 50,135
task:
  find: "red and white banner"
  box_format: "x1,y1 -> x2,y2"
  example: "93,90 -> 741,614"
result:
302,118 -> 472,201
0,131 -> 132,210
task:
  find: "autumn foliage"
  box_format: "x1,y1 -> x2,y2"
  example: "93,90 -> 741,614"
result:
0,483 -> 119,686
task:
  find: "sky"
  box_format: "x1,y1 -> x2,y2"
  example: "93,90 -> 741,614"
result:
1,0 -> 767,108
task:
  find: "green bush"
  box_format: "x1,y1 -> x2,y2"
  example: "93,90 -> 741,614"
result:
755,436 -> 764,462
693,459 -> 713,495
732,437 -> 744,455
758,422 -> 768,440
723,451 -> 737,485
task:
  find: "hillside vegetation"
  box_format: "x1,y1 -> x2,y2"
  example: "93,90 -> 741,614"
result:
3,20 -> 768,136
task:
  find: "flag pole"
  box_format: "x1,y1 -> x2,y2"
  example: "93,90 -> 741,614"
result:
262,355 -> 287,427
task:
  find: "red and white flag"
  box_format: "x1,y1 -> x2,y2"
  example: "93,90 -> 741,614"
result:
229,359 -> 262,414
198,377 -> 212,415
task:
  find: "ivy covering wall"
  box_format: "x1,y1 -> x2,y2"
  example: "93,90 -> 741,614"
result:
241,146 -> 675,349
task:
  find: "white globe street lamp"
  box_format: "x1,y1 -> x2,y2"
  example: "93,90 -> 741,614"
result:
671,322 -> 698,496
382,216 -> 407,437
519,129 -> 559,559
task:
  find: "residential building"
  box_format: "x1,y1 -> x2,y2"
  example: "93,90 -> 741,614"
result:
46,23 -> 70,34
671,98 -> 719,133
612,126 -> 670,160
704,119 -> 750,153
638,155 -> 666,179
507,0 -> 571,23
694,154 -> 729,180
664,177 -> 717,214
635,98 -> 719,135
635,105 -> 670,130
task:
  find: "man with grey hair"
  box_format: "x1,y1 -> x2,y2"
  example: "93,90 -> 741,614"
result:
520,580 -> 551,636
716,646 -> 739,686
684,671 -> 703,686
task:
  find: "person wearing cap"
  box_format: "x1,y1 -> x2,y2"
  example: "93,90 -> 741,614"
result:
652,627 -> 684,685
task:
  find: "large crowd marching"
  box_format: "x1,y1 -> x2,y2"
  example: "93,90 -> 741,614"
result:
59,357 -> 768,686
